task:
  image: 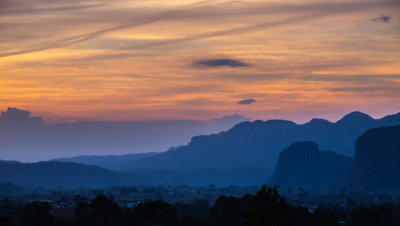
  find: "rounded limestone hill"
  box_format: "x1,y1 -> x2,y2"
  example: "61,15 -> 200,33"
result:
347,125 -> 400,191
269,141 -> 352,188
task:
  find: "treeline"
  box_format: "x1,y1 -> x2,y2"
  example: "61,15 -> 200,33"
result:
1,185 -> 400,226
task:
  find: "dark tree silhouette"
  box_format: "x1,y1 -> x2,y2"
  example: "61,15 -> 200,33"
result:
89,194 -> 123,226
74,202 -> 91,226
18,201 -> 53,226
347,204 -> 400,226
209,194 -> 252,226
0,216 -> 12,226
309,208 -> 339,226
242,185 -> 291,226
125,200 -> 178,226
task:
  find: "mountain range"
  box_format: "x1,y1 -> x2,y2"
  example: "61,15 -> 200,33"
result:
1,109 -> 400,188
119,111 -> 400,185
0,107 -> 250,161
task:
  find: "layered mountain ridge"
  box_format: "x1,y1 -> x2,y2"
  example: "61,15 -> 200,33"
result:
2,109 -> 400,188
124,111 -> 400,185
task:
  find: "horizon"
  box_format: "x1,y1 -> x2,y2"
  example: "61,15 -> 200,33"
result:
1,106 -> 399,125
1,106 -> 399,162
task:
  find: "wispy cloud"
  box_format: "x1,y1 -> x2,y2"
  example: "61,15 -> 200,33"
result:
1,0 -> 399,58
301,74 -> 400,83
0,10 -> 181,58
1,3 -> 105,15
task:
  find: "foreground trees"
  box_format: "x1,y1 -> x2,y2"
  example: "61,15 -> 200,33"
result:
1,185 -> 400,226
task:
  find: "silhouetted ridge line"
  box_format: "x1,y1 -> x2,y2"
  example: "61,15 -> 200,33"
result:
0,107 -> 249,162
124,111 -> 400,185
2,107 -> 400,186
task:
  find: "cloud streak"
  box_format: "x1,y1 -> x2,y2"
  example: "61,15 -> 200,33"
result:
1,3 -> 105,15
1,0 -> 398,58
0,10 -> 182,58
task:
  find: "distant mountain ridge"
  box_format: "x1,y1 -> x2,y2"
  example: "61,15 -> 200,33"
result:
123,111 -> 400,185
52,152 -> 158,171
3,125 -> 400,189
0,107 -> 250,161
269,141 -> 352,188
2,109 -> 400,187
0,160 -> 136,188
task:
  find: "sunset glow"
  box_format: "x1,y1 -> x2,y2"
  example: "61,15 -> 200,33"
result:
1,0 -> 399,123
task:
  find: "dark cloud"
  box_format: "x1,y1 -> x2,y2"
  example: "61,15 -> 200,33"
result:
193,59 -> 249,68
371,15 -> 391,23
237,99 -> 256,105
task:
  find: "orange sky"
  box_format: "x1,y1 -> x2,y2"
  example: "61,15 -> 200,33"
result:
1,0 -> 399,123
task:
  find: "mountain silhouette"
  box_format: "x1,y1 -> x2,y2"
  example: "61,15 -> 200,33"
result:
269,141 -> 352,188
124,111 -> 400,185
2,108 -> 400,186
52,152 -> 157,171
347,125 -> 400,191
0,160 -> 135,188
0,107 -> 249,161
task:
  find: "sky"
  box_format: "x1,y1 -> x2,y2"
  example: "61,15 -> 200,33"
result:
1,0 -> 399,124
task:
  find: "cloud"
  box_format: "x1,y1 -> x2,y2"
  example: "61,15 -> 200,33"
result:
371,15 -> 391,23
301,74 -> 400,83
1,3 -> 105,15
123,13 -> 333,51
237,99 -> 256,105
330,86 -> 400,93
193,59 -> 249,68
0,11 -> 179,58
2,0 -> 399,58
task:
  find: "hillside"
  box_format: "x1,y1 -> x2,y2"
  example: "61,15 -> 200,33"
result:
269,141 -> 352,188
123,111 -> 400,185
347,125 -> 400,191
0,160 -> 135,188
